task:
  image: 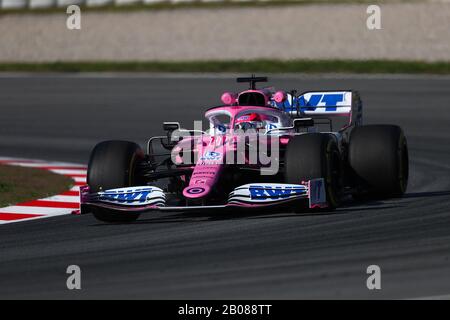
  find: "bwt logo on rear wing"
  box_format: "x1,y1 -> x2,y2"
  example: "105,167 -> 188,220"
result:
273,91 -> 354,117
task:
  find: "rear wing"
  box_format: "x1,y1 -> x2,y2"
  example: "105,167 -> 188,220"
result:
273,90 -> 363,131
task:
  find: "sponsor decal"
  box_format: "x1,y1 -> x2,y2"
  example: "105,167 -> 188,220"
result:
274,91 -> 352,113
200,151 -> 222,161
299,93 -> 345,108
98,187 -> 164,205
228,183 -> 308,205
216,124 -> 227,133
192,179 -> 207,185
193,171 -> 216,176
299,92 -> 352,112
249,185 -> 307,200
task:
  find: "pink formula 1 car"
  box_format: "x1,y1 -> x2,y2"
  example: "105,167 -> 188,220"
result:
82,76 -> 409,223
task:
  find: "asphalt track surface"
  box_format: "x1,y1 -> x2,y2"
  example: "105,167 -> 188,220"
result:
0,74 -> 450,299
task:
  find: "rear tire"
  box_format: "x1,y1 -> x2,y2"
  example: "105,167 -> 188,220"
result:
87,140 -> 144,223
349,125 -> 408,198
285,133 -> 341,209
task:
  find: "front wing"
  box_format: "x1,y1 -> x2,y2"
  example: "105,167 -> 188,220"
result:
78,179 -> 328,214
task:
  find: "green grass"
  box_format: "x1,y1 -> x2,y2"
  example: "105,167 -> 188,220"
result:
0,165 -> 73,207
0,0 -> 422,15
0,60 -> 449,74
0,182 -> 12,193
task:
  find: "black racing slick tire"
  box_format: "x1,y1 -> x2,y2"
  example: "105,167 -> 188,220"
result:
87,140 -> 145,223
349,125 -> 409,198
285,133 -> 341,209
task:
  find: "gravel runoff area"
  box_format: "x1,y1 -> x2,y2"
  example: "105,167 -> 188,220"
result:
0,3 -> 449,62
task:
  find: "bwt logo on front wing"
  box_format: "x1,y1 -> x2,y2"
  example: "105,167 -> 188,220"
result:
99,188 -> 156,203
100,191 -> 151,203
249,185 -> 307,200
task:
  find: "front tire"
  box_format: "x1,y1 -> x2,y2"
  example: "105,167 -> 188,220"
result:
285,133 -> 341,209
349,125 -> 409,198
87,140 -> 144,223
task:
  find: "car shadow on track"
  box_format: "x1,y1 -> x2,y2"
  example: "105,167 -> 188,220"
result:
121,199 -> 402,225
402,190 -> 450,198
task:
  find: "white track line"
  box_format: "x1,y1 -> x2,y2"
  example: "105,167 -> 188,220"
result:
41,195 -> 81,203
4,162 -> 86,168
50,169 -> 87,175
0,211 -> 71,225
0,206 -> 74,215
409,293 -> 450,300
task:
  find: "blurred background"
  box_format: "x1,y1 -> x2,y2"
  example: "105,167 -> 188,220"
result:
2,0 -> 164,8
0,0 -> 449,63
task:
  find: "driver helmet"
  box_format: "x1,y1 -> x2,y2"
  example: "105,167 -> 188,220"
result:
234,113 -> 265,131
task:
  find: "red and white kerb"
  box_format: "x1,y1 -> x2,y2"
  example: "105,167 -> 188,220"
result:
0,157 -> 86,224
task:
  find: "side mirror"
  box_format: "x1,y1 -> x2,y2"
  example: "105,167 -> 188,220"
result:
163,122 -> 180,132
293,118 -> 314,128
